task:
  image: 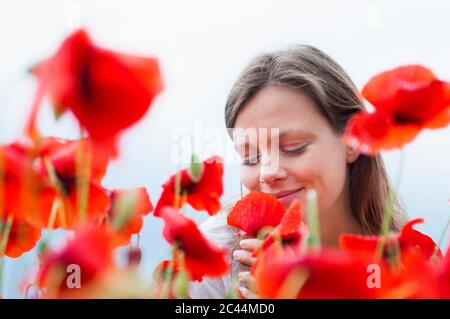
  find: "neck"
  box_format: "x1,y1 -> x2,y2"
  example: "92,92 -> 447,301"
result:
318,182 -> 364,247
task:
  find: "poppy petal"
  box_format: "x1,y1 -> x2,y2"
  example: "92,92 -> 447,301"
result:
154,156 -> 223,216
345,111 -> 421,155
227,191 -> 286,237
399,218 -> 442,259
1,217 -> 41,258
158,206 -> 229,281
261,199 -> 308,251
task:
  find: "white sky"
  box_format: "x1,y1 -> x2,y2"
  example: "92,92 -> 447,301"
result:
0,0 -> 449,297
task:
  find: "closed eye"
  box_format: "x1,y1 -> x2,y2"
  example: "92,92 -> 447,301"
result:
281,144 -> 308,156
242,154 -> 260,166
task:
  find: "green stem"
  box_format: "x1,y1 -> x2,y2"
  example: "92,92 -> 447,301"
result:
44,158 -> 67,228
0,214 -> 13,296
47,197 -> 61,229
375,149 -> 405,259
173,170 -> 182,209
240,180 -> 243,198
76,141 -> 91,222
44,158 -> 65,195
161,244 -> 178,298
0,215 -> 13,256
306,189 -> 321,250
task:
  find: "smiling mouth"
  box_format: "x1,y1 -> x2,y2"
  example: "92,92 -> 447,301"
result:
271,188 -> 304,200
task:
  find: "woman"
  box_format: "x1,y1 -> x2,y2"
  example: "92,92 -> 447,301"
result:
189,45 -> 405,299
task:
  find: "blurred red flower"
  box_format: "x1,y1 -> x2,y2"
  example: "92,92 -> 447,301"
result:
154,259 -> 180,276
154,156 -> 223,216
340,218 -> 442,261
0,216 -> 41,258
227,191 -> 286,237
252,217 -> 445,299
436,248 -> 450,298
38,137 -> 108,181
104,187 -> 153,247
345,65 -> 450,155
158,206 -> 229,282
151,259 -> 181,298
28,29 -> 163,156
0,142 -> 47,220
260,199 -> 308,251
36,225 -> 115,298
29,137 -> 111,229
252,245 -> 383,299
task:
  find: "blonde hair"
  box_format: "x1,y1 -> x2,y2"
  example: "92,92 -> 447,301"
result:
224,45 -> 406,234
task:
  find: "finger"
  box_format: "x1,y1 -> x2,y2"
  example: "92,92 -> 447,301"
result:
238,271 -> 256,289
239,287 -> 260,299
239,239 -> 262,252
233,249 -> 257,267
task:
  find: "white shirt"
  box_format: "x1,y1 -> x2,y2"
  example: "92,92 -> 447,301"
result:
189,210 -> 249,299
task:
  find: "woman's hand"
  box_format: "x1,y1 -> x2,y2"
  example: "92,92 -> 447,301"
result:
232,238 -> 261,267
233,238 -> 262,299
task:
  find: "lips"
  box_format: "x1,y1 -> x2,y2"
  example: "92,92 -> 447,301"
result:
271,188 -> 304,200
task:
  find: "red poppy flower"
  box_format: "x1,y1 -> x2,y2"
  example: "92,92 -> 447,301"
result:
38,137 -> 109,182
0,216 -> 41,258
1,144 -> 28,217
105,187 -> 153,247
261,199 -> 308,251
345,65 -> 450,155
437,248 -> 450,298
28,137 -> 111,229
158,206 -> 229,282
151,259 -> 193,299
28,29 -> 163,156
389,249 -> 442,298
151,260 -> 176,298
340,218 -> 441,261
227,191 -> 286,237
339,219 -> 448,298
36,225 -> 115,298
252,245 -> 383,299
153,259 -> 180,279
0,142 -> 52,221
154,156 -> 223,217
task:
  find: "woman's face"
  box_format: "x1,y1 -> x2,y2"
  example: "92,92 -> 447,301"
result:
233,85 -> 359,220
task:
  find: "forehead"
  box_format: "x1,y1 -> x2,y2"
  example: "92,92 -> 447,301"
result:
233,85 -> 329,138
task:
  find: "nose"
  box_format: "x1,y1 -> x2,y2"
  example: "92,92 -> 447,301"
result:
259,155 -> 286,185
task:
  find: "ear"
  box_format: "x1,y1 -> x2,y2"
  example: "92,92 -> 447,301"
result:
346,144 -> 360,164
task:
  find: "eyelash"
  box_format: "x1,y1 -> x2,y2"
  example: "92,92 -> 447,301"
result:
241,145 -> 308,166
281,144 -> 308,156
242,154 -> 260,166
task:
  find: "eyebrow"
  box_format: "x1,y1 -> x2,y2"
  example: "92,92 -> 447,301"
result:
234,129 -> 315,149
278,129 -> 316,139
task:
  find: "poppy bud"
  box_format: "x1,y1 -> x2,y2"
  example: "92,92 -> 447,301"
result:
188,153 -> 204,182
127,247 -> 142,266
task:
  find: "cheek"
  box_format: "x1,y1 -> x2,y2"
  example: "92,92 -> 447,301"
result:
285,154 -> 323,188
240,166 -> 260,191
287,146 -> 347,207
316,156 -> 347,213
